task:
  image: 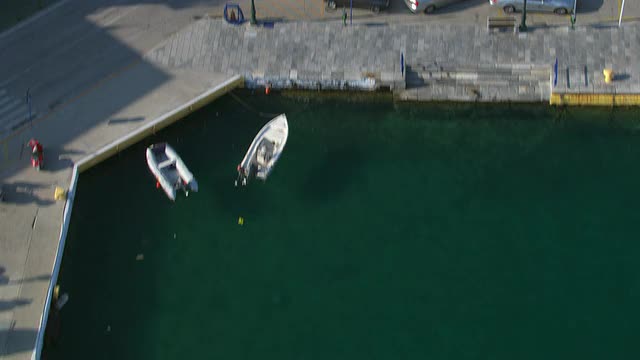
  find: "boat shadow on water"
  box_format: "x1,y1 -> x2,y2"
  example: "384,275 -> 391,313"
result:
215,177 -> 277,220
299,145 -> 365,203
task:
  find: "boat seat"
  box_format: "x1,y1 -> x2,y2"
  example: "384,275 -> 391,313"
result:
158,159 -> 176,169
256,145 -> 268,166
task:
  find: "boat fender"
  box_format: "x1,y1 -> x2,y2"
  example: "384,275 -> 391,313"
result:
265,84 -> 271,95
238,217 -> 244,225
156,181 -> 160,189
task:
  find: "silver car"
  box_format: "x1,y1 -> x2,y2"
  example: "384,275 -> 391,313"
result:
489,0 -> 575,15
404,0 -> 467,14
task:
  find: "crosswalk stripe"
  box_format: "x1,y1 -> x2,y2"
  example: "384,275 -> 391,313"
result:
1,113 -> 39,134
0,97 -> 21,111
0,106 -> 30,127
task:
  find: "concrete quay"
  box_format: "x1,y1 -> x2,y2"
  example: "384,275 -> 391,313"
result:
1,12 -> 640,360
145,18 -> 640,104
1,64 -> 240,359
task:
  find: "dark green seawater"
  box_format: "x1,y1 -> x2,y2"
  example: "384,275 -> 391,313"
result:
48,94 -> 640,359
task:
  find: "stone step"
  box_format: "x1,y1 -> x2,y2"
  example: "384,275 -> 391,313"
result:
405,65 -> 550,93
406,65 -> 550,85
410,63 -> 550,75
396,81 -> 551,103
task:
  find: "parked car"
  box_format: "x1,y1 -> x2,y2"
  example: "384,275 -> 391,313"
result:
489,0 -> 575,15
326,0 -> 390,13
404,0 -> 468,14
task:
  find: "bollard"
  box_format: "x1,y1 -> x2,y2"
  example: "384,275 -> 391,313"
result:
603,69 -> 614,83
54,186 -> 67,201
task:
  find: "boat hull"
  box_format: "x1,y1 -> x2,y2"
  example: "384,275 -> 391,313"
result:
237,114 -> 289,186
146,143 -> 198,200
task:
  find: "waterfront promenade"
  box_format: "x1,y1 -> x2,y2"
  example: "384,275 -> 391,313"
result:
143,17 -> 640,102
1,6 -> 640,360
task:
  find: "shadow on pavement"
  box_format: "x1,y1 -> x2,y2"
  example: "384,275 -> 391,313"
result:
615,73 -> 631,81
363,22 -> 389,27
107,116 -> 145,126
39,146 -> 84,173
590,22 -> 620,29
0,0 -> 60,33
0,266 -> 7,284
0,328 -> 39,356
0,266 -> 50,286
0,298 -> 32,312
577,0 -> 604,14
256,17 -> 287,24
429,0 -> 487,15
1,0 -> 244,175
0,182 -> 54,205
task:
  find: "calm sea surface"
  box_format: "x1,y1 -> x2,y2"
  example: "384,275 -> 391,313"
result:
48,93 -> 640,359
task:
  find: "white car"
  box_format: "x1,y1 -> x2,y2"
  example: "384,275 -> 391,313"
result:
489,0 -> 575,15
404,0 -> 468,14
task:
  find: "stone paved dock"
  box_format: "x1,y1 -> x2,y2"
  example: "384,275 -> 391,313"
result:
147,19 -> 640,103
1,13 -> 640,360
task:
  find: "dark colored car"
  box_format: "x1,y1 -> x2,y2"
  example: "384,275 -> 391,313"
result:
327,0 -> 391,13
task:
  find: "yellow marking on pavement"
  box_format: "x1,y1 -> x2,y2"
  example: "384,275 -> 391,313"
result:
550,92 -> 640,106
610,0 -> 640,22
618,0 -> 621,16
604,16 -> 640,22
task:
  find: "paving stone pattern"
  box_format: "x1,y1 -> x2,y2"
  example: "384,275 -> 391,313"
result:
145,19 -> 640,101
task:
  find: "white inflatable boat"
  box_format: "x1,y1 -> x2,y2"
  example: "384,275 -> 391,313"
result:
146,143 -> 198,201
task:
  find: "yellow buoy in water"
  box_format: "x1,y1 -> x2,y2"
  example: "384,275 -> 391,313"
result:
238,217 -> 244,225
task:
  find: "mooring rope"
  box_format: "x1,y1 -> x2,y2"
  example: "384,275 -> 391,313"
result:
228,91 -> 280,118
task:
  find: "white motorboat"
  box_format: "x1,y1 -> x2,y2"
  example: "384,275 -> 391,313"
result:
146,143 -> 198,201
236,114 -> 289,186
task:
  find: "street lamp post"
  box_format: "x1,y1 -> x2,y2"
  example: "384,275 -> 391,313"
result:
519,0 -> 528,32
250,0 -> 257,25
619,0 -> 626,28
26,89 -> 32,126
350,0 -> 353,26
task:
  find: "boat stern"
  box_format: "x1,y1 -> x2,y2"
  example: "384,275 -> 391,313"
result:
188,179 -> 198,192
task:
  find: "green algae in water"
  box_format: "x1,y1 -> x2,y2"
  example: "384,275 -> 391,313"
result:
48,94 -> 640,359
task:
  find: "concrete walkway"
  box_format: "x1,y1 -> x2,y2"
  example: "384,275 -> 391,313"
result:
0,61 -> 237,359
146,18 -> 640,102
1,13 -> 640,360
